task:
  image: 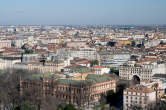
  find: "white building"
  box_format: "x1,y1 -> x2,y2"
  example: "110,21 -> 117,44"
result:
70,48 -> 98,60
152,74 -> 166,93
119,63 -> 166,81
22,54 -> 39,63
0,40 -> 11,49
92,66 -> 110,75
140,80 -> 165,99
66,41 -> 88,48
99,50 -> 131,68
0,58 -> 21,69
14,39 -> 24,48
123,85 -> 156,110
144,40 -> 160,48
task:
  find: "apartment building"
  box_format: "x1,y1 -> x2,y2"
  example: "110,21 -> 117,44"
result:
99,50 -> 131,68
119,63 -> 166,82
0,57 -> 21,69
123,85 -> 156,110
92,66 -> 110,75
14,62 -> 63,73
21,54 -> 39,63
69,48 -> 98,60
0,40 -> 11,49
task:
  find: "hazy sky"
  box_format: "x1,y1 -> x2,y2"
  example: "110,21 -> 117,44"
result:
0,0 -> 166,25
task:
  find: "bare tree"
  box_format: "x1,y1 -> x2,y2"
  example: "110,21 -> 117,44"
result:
0,69 -> 42,110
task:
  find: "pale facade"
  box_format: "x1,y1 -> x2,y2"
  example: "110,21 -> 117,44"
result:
70,48 -> 98,60
92,66 -> 110,75
20,74 -> 116,108
123,85 -> 156,110
119,64 -> 166,81
0,41 -> 11,49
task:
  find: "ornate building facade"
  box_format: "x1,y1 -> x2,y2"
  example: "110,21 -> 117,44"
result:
20,74 -> 116,108
119,63 -> 166,82
123,85 -> 156,110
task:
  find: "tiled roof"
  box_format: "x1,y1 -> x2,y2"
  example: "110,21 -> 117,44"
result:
125,85 -> 154,93
92,66 -> 105,69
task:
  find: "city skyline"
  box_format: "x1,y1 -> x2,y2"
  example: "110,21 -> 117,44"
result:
1,1 -> 166,110
0,0 -> 166,25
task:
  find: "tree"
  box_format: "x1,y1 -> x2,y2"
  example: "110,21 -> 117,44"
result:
129,105 -> 142,110
25,49 -> 34,54
152,83 -> 159,104
106,90 -> 116,105
137,44 -> 143,48
110,68 -> 119,75
160,41 -> 164,45
90,60 -> 99,67
0,69 -> 42,110
64,104 -> 77,110
0,69 -> 29,110
107,41 -> 116,47
131,41 -> 136,47
41,96 -> 60,110
20,101 -> 36,110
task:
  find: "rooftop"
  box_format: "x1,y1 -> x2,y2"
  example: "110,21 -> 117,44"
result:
65,65 -> 92,73
125,85 -> 154,93
26,73 -> 114,87
26,73 -> 61,80
57,74 -> 113,87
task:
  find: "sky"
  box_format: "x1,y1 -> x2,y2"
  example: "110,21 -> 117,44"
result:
0,0 -> 166,25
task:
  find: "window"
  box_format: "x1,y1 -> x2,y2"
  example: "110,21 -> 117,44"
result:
144,101 -> 146,104
140,101 -> 142,104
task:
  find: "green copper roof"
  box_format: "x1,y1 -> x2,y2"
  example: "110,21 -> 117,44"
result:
56,79 -> 92,87
27,73 -> 61,80
69,66 -> 92,73
57,74 -> 113,87
86,74 -> 113,83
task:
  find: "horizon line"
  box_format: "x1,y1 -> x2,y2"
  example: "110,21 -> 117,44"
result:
0,24 -> 166,26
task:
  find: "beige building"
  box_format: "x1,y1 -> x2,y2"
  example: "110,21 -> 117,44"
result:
20,74 -> 116,108
69,48 -> 98,60
0,40 -> 11,49
0,61 -> 64,73
119,63 -> 166,82
14,62 -> 64,73
123,85 -> 156,110
92,66 -> 110,75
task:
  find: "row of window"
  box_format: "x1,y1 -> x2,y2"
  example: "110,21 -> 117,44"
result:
125,92 -> 146,96
126,96 -> 147,102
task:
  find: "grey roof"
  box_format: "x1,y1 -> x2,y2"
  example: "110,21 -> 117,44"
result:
153,74 -> 166,78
